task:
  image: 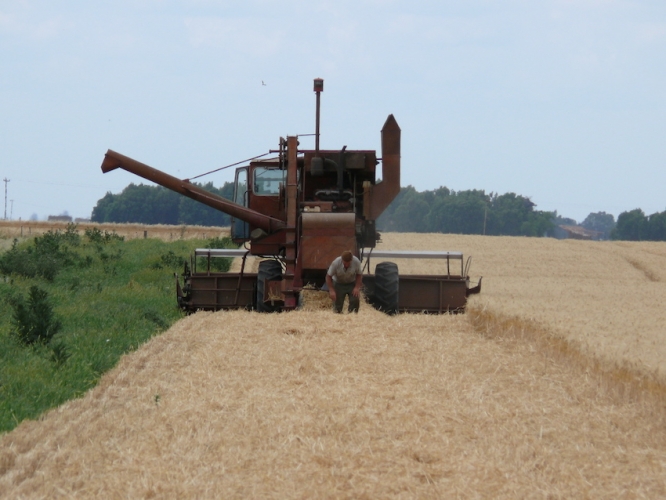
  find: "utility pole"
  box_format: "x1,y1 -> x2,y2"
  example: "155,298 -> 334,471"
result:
483,205 -> 487,236
10,200 -> 14,220
3,178 -> 9,220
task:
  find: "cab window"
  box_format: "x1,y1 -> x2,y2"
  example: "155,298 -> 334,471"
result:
253,167 -> 284,196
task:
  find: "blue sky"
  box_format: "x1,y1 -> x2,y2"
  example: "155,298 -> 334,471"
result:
1,0 -> 665,223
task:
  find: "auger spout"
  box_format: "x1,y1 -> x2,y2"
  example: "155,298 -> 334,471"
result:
100,149 -> 286,233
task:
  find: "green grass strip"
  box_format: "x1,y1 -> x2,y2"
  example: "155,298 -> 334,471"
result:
0,227 -> 233,434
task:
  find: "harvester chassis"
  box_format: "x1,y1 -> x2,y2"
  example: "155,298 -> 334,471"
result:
177,248 -> 481,314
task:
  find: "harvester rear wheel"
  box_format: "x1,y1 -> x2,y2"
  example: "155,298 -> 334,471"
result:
257,260 -> 283,313
374,262 -> 399,315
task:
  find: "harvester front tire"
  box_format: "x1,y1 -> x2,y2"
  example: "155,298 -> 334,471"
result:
257,260 -> 282,313
374,262 -> 399,315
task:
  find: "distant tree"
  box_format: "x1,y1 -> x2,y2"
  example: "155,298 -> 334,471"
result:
219,181 -> 234,200
178,182 -> 231,226
646,211 -> 666,241
611,209 -> 648,241
377,186 -> 553,236
552,212 -> 577,227
376,186 -> 415,231
581,212 -> 615,240
487,191 -> 554,237
91,181 -> 235,226
102,184 -> 162,223
91,192 -> 114,222
151,187 -> 180,224
521,210 -> 556,237
391,188 -> 431,232
428,190 -> 487,234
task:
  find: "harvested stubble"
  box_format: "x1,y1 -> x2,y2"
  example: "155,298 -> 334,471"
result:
2,306 -> 666,498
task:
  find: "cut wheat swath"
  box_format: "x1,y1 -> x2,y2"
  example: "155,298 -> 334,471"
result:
2,305 -> 666,498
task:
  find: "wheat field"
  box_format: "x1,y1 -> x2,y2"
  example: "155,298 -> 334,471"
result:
379,233 -> 666,383
1,230 -> 666,498
0,220 -> 229,242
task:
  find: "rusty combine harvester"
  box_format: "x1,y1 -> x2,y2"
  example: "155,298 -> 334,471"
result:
100,79 -> 481,314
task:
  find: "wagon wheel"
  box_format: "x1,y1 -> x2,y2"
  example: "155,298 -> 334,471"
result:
374,262 -> 399,315
256,260 -> 283,313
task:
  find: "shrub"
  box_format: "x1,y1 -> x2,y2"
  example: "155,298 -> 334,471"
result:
154,250 -> 186,270
85,227 -> 125,244
10,286 -> 63,345
207,236 -> 234,249
0,228 -> 82,281
62,223 -> 82,246
195,236 -> 235,272
0,236 -> 193,433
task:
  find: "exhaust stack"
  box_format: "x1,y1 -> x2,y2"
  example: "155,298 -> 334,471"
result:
366,114 -> 401,220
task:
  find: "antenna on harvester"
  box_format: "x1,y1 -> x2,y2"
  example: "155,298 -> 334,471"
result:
314,78 -> 324,154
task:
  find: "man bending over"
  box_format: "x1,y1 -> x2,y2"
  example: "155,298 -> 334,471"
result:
325,250 -> 363,313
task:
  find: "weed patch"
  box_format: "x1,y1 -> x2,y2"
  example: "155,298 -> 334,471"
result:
194,236 -> 235,272
9,286 -> 62,346
0,228 -> 211,433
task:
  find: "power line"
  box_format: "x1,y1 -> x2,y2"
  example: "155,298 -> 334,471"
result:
187,152 -> 275,181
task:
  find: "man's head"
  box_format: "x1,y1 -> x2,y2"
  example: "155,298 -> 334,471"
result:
341,250 -> 353,268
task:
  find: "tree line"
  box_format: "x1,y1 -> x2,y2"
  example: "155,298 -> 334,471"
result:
91,182 -> 234,226
563,208 -> 666,241
611,209 -> 666,241
90,183 -> 665,241
376,186 -> 555,237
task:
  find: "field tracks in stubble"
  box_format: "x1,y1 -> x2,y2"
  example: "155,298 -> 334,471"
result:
467,304 -> 666,407
624,257 -> 660,282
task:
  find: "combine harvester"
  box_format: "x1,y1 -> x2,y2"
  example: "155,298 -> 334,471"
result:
100,79 -> 481,314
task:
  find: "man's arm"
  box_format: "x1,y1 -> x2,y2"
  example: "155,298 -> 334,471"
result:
352,273 -> 363,297
326,273 -> 336,301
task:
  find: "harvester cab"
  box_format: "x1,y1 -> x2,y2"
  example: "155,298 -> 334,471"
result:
100,79 -> 481,314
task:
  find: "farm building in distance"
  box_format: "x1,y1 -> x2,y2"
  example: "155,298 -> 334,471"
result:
47,215 -> 72,222
555,224 -> 604,240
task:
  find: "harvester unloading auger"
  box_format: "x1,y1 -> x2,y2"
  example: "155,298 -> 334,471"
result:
100,79 -> 481,314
